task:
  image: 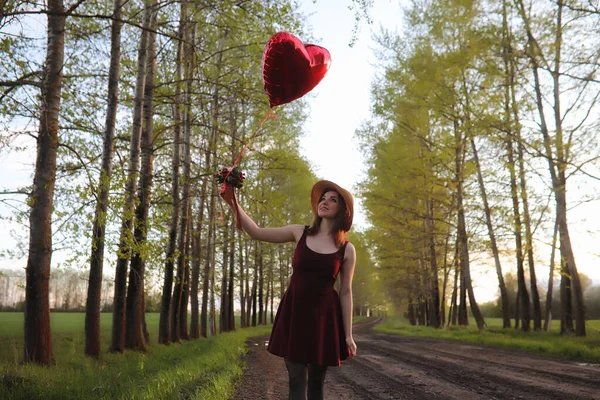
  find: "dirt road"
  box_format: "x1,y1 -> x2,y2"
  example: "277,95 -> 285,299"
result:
233,318 -> 600,399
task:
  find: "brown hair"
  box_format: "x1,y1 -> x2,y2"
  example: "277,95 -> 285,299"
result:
307,189 -> 348,248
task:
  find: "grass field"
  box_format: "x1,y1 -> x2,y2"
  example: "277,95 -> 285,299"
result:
375,317 -> 600,363
0,313 -> 370,399
0,313 -> 272,400
3,313 -> 599,399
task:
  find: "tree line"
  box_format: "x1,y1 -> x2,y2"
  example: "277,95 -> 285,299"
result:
359,0 -> 600,335
478,272 -> 600,320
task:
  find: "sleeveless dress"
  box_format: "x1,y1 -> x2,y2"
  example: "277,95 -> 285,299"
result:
267,226 -> 350,366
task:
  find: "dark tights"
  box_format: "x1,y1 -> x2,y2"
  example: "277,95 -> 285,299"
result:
285,359 -> 328,400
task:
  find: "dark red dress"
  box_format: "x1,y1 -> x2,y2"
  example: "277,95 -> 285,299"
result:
267,226 -> 350,366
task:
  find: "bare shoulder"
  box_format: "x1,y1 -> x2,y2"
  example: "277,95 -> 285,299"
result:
289,224 -> 307,243
344,242 -> 356,262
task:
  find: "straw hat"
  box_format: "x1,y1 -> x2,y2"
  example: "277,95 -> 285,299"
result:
310,180 -> 354,231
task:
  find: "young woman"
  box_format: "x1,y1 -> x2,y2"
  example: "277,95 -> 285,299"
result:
222,179 -> 357,400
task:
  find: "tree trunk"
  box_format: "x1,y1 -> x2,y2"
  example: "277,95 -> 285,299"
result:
258,243 -> 264,325
469,136 -> 511,328
190,180 -> 207,339
157,45 -> 182,344
246,241 -> 253,328
200,189 -> 215,337
407,296 -> 416,325
179,201 -> 193,340
125,11 -> 157,351
514,289 -> 521,330
457,260 -> 468,326
270,273 -> 274,324
169,0 -> 190,344
544,217 -> 559,331
455,123 -> 484,329
425,200 -> 440,328
179,21 -> 196,341
515,0 -> 585,337
417,295 -> 427,326
209,219 -> 217,335
85,0 -> 123,359
560,242 -> 574,333
440,232 -> 450,327
506,133 -> 530,332
517,135 -> 542,331
239,231 -> 247,328
228,222 -> 236,331
23,0 -> 65,365
109,3 -> 152,353
226,104 -> 238,332
142,286 -> 150,344
449,240 -> 459,326
551,6 -> 585,336
264,256 -> 270,326
220,221 -> 230,333
200,29 -> 225,337
252,246 -> 257,327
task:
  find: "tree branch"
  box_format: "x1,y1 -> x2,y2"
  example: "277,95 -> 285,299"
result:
0,190 -> 31,196
57,141 -> 97,196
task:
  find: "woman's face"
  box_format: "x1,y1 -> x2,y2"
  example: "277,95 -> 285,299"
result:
317,190 -> 341,220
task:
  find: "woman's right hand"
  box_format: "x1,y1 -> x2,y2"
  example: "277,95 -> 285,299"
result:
219,183 -> 235,207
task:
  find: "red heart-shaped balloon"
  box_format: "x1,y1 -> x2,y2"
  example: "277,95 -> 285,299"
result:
262,32 -> 331,108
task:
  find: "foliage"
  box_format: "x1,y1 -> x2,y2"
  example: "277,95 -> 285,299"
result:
357,0 -> 600,327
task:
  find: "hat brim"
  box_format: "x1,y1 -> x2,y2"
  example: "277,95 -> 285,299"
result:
311,180 -> 354,231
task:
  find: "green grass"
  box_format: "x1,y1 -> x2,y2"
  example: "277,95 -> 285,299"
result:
0,313 -> 272,400
375,316 -> 600,363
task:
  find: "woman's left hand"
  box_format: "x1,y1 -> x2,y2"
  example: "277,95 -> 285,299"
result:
346,336 -> 357,358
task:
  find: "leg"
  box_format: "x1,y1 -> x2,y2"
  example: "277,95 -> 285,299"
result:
307,364 -> 328,400
285,359 -> 308,400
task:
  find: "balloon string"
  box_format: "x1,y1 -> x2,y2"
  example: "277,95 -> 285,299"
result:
224,107 -> 275,181
219,107 -> 276,226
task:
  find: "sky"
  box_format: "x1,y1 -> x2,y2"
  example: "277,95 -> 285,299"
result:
295,0 -> 404,230
1,0 -> 599,305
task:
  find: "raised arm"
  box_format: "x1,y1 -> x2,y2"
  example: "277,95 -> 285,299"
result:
222,188 -> 304,243
235,205 -> 304,243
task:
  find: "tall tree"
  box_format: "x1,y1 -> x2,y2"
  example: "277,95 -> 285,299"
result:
158,0 -> 185,344
23,0 -> 66,365
168,0 -> 190,343
85,0 -> 124,359
544,217 -> 559,331
180,20 -> 197,341
227,221 -> 236,331
179,200 -> 193,340
219,221 -> 230,333
470,135 -> 511,328
506,117 -> 531,332
425,200 -> 440,328
454,120 -> 485,330
200,162 -> 216,338
125,5 -> 157,351
517,132 -> 542,330
109,2 -> 152,353
514,0 -> 593,336
190,180 -> 207,338
200,29 -> 226,337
